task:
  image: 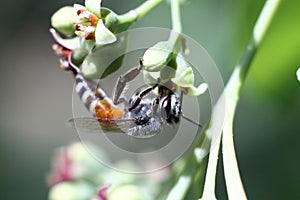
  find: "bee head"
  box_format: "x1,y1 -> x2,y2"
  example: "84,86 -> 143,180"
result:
161,94 -> 181,124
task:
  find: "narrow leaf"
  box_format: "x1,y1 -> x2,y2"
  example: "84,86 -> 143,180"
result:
222,1 -> 281,199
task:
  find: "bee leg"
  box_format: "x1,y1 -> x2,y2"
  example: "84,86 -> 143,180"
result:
128,78 -> 161,111
113,58 -> 144,105
152,97 -> 160,114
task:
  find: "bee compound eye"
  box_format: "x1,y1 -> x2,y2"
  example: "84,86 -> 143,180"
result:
160,95 -> 182,124
159,97 -> 168,119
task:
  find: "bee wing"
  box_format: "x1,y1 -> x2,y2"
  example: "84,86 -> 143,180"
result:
67,117 -> 137,134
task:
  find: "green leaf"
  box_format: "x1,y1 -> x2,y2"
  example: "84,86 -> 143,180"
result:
82,34 -> 127,79
85,0 -> 101,18
51,6 -> 74,35
71,48 -> 88,66
166,176 -> 192,200
247,0 -> 300,102
71,39 -> 95,65
95,19 -> 117,46
221,1 -> 281,199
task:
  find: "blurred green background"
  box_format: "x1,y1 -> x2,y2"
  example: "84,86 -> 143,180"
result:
0,0 -> 299,199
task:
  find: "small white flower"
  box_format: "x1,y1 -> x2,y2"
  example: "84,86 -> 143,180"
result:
73,4 -> 99,40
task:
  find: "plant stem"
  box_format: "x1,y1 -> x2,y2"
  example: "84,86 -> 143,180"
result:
222,1 -> 281,199
164,0 -> 282,200
167,0 -> 184,55
170,0 -> 182,33
135,0 -> 164,20
118,0 -> 164,24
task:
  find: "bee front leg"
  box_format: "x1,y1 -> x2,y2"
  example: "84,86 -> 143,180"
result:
113,59 -> 144,105
128,78 -> 161,111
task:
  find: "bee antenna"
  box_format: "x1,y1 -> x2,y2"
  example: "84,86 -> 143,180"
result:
182,114 -> 202,127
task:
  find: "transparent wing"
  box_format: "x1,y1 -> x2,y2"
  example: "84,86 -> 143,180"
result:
67,117 -> 137,134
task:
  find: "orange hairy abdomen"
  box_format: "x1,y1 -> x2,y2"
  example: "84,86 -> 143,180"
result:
94,99 -> 124,119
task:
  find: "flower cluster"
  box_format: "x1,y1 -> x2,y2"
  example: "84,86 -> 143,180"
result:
50,0 -> 127,79
47,142 -> 161,200
142,33 -> 208,96
50,0 -> 207,96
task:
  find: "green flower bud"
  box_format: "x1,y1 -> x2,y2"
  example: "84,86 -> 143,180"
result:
67,143 -> 107,182
172,67 -> 194,88
101,8 -> 118,31
109,185 -> 148,200
160,57 -> 177,80
172,55 -> 208,96
142,58 -> 177,86
171,67 -> 194,87
48,181 -> 95,200
142,41 -> 174,72
102,160 -> 138,185
51,6 -> 75,35
81,34 -> 127,79
47,142 -> 107,186
143,71 -> 159,85
71,39 -> 94,65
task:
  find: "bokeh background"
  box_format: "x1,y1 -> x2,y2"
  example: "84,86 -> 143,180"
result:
0,0 -> 299,199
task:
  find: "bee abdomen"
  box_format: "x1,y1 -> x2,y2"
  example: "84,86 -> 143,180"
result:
75,74 -> 99,113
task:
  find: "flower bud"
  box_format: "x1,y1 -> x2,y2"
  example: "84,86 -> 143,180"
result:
172,55 -> 208,96
47,142 -> 107,186
71,39 -> 95,65
109,185 -> 150,200
171,54 -> 194,87
91,184 -> 111,200
51,6 -> 75,35
48,181 -> 95,200
142,41 -> 174,72
171,67 -> 194,87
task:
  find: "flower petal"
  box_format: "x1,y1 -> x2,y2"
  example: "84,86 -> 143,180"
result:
50,28 -> 80,50
73,4 -> 86,16
85,0 -> 102,18
171,67 -> 194,87
95,19 -> 117,45
186,83 -> 208,96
